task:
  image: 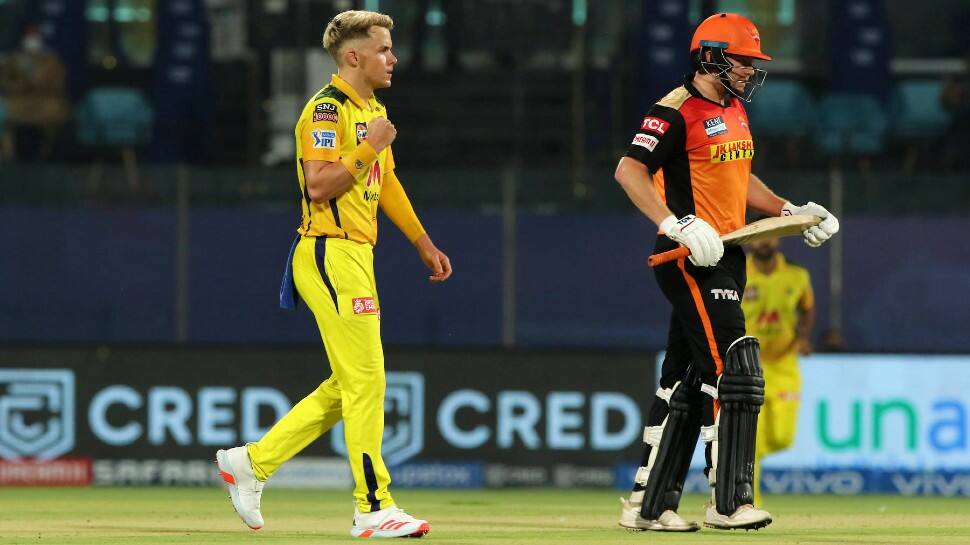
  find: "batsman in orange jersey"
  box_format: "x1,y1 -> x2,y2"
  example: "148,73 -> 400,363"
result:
614,13 -> 838,532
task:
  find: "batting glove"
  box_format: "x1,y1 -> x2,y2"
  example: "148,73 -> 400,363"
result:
660,214 -> 724,267
782,201 -> 840,247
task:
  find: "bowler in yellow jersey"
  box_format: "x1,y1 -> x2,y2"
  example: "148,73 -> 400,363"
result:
215,10 -> 451,539
742,237 -> 814,506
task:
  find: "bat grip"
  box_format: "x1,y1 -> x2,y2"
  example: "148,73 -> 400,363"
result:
647,246 -> 690,267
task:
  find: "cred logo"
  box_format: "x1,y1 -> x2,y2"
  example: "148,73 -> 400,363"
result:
640,117 -> 670,135
0,369 -> 75,461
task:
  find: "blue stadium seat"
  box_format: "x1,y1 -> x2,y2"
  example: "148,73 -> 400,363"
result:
890,80 -> 951,138
748,79 -> 817,137
75,87 -> 153,147
815,93 -> 889,156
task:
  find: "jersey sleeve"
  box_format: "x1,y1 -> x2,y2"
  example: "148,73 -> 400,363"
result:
623,105 -> 686,173
300,98 -> 342,162
385,145 -> 396,172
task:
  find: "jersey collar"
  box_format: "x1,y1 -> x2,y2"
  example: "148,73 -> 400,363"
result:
330,74 -> 373,109
684,73 -> 732,107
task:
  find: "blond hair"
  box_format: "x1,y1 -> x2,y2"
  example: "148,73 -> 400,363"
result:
322,10 -> 394,65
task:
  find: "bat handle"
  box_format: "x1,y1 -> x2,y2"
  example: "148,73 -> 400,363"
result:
647,246 -> 690,267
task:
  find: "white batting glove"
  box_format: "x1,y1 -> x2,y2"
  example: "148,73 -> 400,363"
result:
659,214 -> 724,267
782,201 -> 840,247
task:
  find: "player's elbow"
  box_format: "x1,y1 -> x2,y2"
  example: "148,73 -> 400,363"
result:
614,159 -> 633,187
306,185 -> 327,204
305,175 -> 331,204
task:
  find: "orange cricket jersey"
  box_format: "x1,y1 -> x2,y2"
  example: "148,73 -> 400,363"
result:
625,75 -> 754,235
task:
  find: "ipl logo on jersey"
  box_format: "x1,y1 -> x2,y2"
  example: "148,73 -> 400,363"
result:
0,369 -> 75,461
355,122 -> 368,144
331,372 -> 425,465
311,129 -> 336,150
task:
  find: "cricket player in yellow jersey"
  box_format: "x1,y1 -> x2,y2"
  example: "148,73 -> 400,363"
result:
742,237 -> 815,506
215,10 -> 451,539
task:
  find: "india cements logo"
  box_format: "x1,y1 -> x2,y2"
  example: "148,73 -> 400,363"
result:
0,369 -> 75,461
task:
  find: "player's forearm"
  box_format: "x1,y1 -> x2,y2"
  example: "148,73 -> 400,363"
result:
614,157 -> 673,227
379,170 -> 426,243
747,173 -> 786,216
798,306 -> 816,341
304,161 -> 355,203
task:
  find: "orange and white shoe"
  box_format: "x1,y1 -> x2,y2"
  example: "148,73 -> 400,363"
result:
215,446 -> 265,530
350,506 -> 430,538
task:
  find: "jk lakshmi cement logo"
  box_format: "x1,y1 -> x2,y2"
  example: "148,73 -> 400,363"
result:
0,369 -> 75,461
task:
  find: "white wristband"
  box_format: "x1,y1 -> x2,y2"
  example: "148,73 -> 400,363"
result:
658,215 -> 678,235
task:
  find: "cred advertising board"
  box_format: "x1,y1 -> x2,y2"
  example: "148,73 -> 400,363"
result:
0,346 -> 654,486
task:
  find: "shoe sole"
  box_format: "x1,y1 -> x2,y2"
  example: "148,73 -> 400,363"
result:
352,522 -> 431,538
620,522 -> 700,533
703,517 -> 772,531
215,450 -> 262,531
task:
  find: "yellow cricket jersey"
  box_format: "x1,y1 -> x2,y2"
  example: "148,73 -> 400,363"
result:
295,74 -> 397,245
742,254 -> 814,362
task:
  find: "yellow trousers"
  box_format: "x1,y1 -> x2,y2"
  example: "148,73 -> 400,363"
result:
248,236 -> 394,513
754,351 -> 801,506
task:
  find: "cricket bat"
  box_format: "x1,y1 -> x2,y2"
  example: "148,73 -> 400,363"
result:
647,214 -> 822,267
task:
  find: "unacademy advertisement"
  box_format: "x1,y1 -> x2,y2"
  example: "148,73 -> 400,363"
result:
667,354 -> 970,495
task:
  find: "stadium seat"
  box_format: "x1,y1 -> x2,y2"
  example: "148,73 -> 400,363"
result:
76,87 -> 154,147
75,87 -> 154,189
815,93 -> 889,156
748,79 -> 817,137
890,80 -> 951,137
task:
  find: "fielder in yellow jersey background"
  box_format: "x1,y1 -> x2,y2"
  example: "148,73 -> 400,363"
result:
742,237 -> 815,506
215,10 -> 451,540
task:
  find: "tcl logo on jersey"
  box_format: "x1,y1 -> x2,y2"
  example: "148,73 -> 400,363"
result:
352,297 -> 378,315
709,140 -> 754,163
640,117 -> 670,135
710,288 -> 739,301
703,116 -> 728,137
355,122 -> 368,144
631,134 -> 659,151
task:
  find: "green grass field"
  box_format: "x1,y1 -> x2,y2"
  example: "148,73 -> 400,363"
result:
1,488 -> 969,544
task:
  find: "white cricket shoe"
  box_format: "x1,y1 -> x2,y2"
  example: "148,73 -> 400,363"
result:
350,506 -> 431,538
618,497 -> 700,532
704,503 -> 772,530
215,446 -> 265,530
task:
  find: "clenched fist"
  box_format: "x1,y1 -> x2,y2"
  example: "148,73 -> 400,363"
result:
782,201 -> 839,247
660,214 -> 724,267
366,117 -> 396,152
